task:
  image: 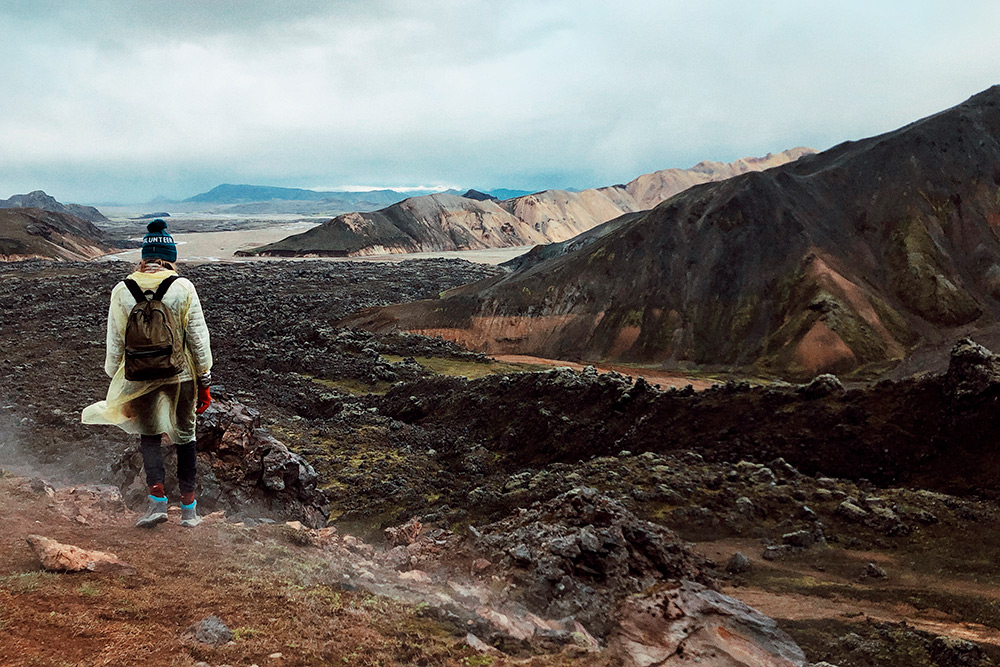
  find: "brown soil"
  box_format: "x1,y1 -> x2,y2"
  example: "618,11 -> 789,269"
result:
0,477 -> 604,667
692,540 -> 1000,649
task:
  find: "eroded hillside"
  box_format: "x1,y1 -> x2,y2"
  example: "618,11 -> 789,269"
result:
246,148 -> 814,257
0,208 -> 114,261
341,87 -> 1000,378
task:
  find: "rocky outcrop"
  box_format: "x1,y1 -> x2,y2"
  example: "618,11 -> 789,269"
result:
0,208 -> 113,261
26,534 -> 136,575
944,337 -> 1000,398
248,149 -> 813,257
113,396 -> 329,527
342,87 -> 1000,377
608,581 -> 806,667
472,486 -> 711,637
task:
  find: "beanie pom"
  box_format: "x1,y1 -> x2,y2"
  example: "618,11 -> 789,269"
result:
147,219 -> 168,233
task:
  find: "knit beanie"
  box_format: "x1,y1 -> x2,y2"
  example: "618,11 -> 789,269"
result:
141,219 -> 177,263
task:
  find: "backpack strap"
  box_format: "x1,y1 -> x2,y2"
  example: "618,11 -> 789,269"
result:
123,279 -> 147,304
151,275 -> 179,302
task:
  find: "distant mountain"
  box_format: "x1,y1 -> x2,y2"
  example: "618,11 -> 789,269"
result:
461,189 -> 498,201
247,148 -> 813,258
185,184 -> 333,203
487,188 -> 534,200
0,191 -> 108,224
221,199 -> 357,216
0,208 -> 113,261
339,87 -> 1000,378
183,184 -> 430,211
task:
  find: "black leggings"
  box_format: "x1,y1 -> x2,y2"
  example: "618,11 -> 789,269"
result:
140,436 -> 197,494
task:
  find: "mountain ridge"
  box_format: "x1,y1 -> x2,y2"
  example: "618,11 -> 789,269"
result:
0,190 -> 108,224
246,148 -> 814,257
339,87 -> 1000,377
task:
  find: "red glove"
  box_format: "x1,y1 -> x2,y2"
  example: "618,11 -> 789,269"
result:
196,386 -> 212,414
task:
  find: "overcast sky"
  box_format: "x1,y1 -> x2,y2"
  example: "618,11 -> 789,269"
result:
1,0 -> 998,204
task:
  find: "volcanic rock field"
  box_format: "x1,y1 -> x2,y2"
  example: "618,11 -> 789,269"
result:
4,257 -> 1000,665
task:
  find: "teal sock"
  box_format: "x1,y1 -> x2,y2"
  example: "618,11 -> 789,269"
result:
181,500 -> 196,509
149,495 -> 168,502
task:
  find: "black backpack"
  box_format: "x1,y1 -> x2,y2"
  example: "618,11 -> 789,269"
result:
122,275 -> 185,381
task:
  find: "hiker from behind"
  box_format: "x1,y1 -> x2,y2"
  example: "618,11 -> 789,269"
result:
82,219 -> 213,528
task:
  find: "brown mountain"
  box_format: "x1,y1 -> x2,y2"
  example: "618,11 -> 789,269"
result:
0,208 -> 113,261
244,148 -> 814,257
0,190 -> 108,224
340,86 -> 1000,378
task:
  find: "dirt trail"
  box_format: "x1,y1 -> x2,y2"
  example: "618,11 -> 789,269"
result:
491,354 -> 717,390
0,477 -> 603,667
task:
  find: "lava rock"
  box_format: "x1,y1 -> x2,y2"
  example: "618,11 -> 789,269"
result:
25,535 -> 135,575
607,580 -> 807,667
473,487 -> 710,637
725,552 -> 752,575
945,338 -> 1000,398
782,530 -> 817,549
836,500 -> 869,522
798,374 -> 845,399
186,615 -> 234,646
863,562 -> 887,579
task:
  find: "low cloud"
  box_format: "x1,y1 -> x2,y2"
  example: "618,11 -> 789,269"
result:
1,0 -> 999,202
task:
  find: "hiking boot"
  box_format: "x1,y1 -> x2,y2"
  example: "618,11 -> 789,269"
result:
136,495 -> 168,528
180,500 -> 202,528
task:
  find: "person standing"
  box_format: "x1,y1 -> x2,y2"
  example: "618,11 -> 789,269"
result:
83,219 -> 213,528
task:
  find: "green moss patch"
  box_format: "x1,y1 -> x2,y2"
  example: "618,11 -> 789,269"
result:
887,214 -> 982,325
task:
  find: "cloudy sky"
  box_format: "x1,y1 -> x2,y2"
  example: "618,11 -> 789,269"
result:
1,0 -> 999,204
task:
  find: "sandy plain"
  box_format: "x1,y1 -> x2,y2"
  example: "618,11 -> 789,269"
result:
101,221 -> 532,266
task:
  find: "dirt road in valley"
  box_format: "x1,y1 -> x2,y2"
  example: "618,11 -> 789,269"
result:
693,540 -> 1000,649
491,354 -> 718,390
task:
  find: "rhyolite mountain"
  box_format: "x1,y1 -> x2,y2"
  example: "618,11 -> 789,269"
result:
245,149 -> 814,257
341,87 -> 1000,377
0,208 -> 114,261
0,190 -> 108,224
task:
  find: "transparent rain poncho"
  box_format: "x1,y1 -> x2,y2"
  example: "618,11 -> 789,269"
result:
82,269 -> 212,444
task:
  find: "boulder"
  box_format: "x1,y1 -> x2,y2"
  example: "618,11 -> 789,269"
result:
782,530 -> 817,549
762,545 -> 794,561
607,580 -> 806,666
835,500 -> 869,522
798,374 -> 845,399
945,338 -> 1000,398
185,615 -> 233,646
25,535 -> 136,575
725,552 -> 752,575
863,562 -> 887,579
